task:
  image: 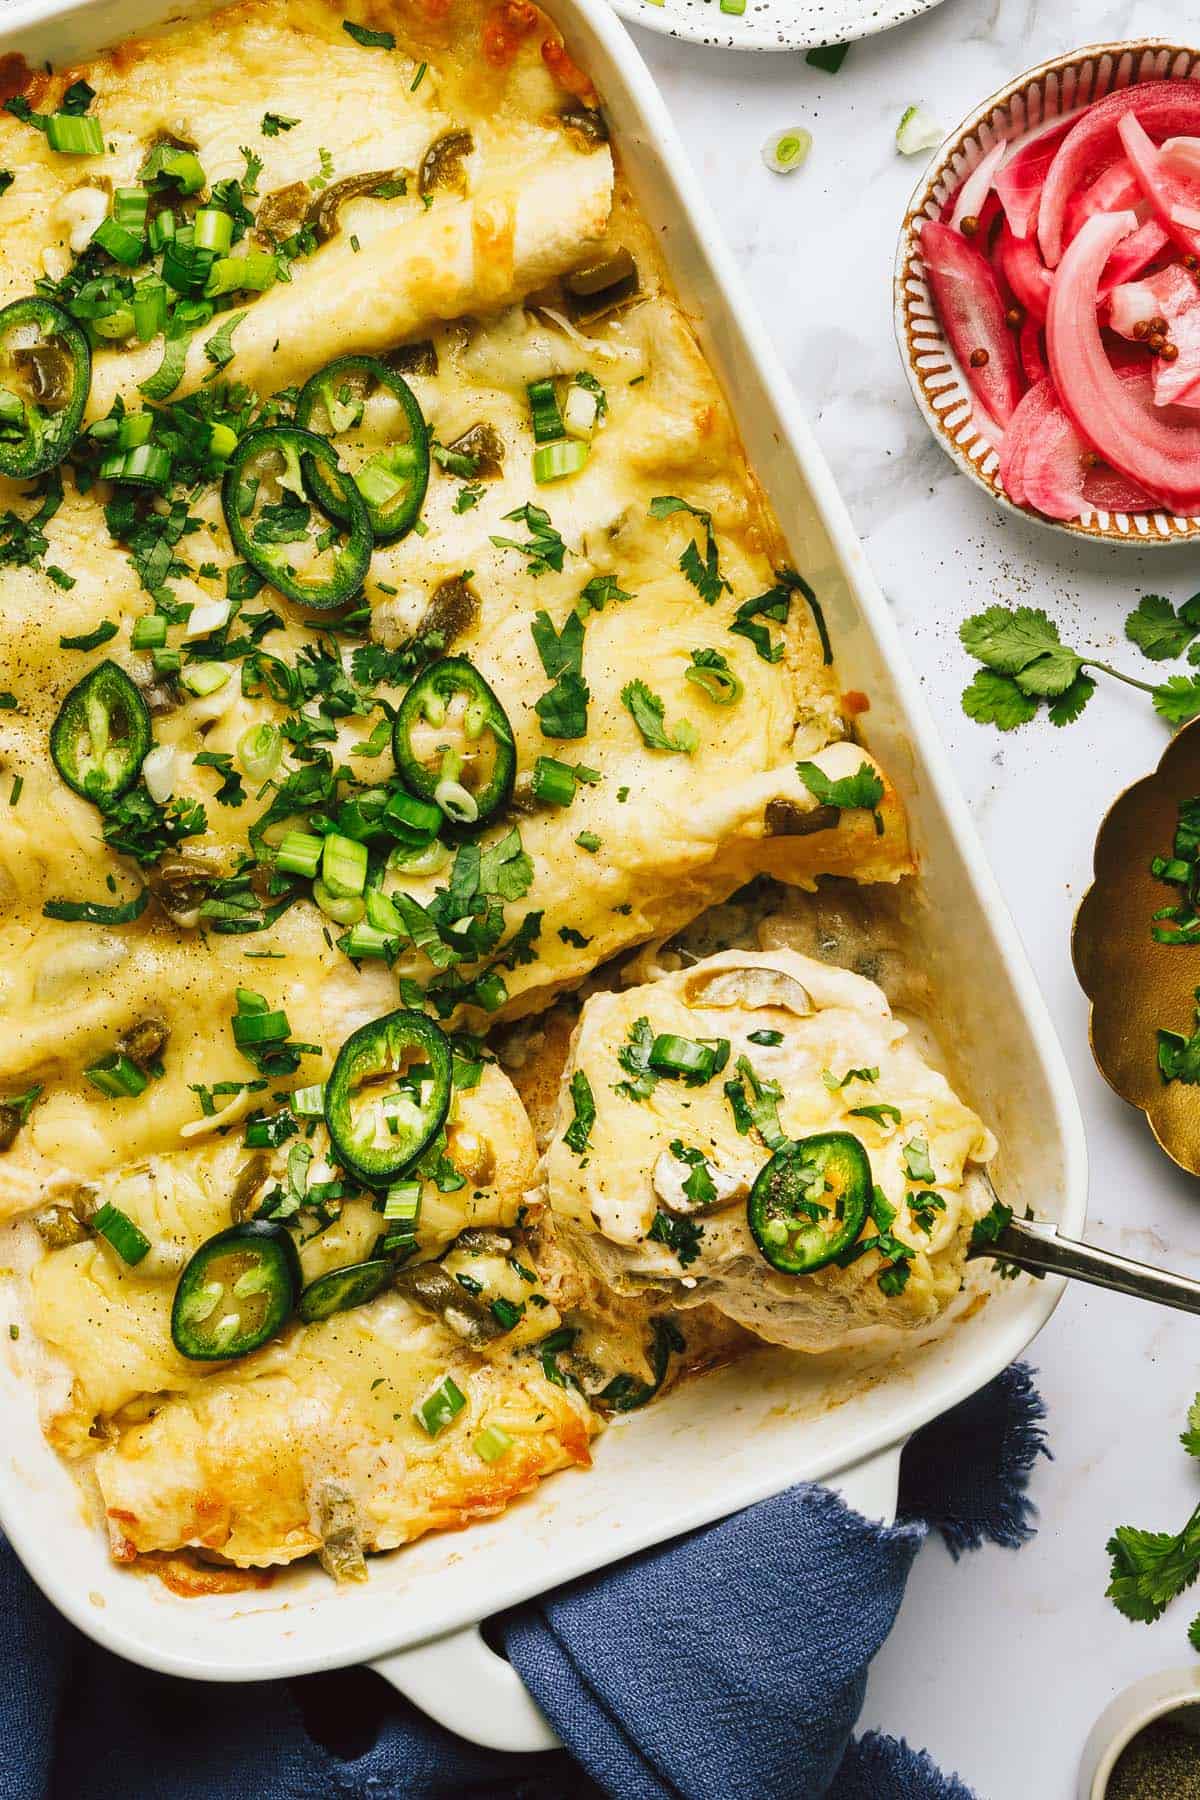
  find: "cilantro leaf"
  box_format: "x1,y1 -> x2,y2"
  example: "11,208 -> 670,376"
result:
59,620 -> 116,652
1154,675 -> 1200,728
648,1209 -> 704,1266
342,19 -> 395,46
961,669 -> 1039,730
969,1199 -> 1013,1250
796,759 -> 884,832
1107,1503 -> 1200,1624
616,1017 -> 658,1102
1182,1394 -> 1200,1459
669,1140 -> 717,1208
203,310 -> 248,378
1126,592 -> 1200,661
491,504 -> 566,576
262,112 -> 299,136
578,574 -> 631,613
563,1070 -> 596,1155
1048,671 -> 1096,727
648,495 -> 729,605
621,679 -> 697,754
959,605 -> 1065,676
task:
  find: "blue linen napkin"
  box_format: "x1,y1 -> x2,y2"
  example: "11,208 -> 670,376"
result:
0,1362 -> 1046,1800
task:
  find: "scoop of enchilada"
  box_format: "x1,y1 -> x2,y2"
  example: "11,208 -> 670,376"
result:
540,948 -> 998,1351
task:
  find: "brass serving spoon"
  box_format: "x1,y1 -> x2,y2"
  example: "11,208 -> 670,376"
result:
1073,714 -> 1200,1176
967,1211 -> 1200,1317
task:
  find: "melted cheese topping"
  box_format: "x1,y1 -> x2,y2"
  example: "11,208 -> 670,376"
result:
543,949 -> 997,1350
0,0 -> 938,1583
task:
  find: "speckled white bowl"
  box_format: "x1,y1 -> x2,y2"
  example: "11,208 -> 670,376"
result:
609,0 -> 946,55
894,41 -> 1200,545
1078,1667 -> 1200,1797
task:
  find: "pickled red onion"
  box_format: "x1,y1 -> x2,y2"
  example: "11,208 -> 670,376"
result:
1117,113 -> 1200,261
920,220 -> 1023,427
1046,209 -> 1200,512
1038,81 -> 1200,266
950,139 -> 1008,231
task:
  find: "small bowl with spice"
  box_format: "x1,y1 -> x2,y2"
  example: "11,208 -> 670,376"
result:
894,40 -> 1200,544
1079,1668 -> 1200,1797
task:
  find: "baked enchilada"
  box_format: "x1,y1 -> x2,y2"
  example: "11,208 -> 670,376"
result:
0,0 -> 996,1583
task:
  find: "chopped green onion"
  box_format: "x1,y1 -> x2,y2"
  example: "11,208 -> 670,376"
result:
472,971 -> 507,1012
531,755 -> 577,807
433,776 -> 478,825
312,878 -> 365,925
142,144 -> 205,193
92,307 -> 134,341
364,885 -> 404,934
321,832 -> 368,898
277,830 -> 323,878
414,1373 -> 466,1437
90,1201 -> 151,1264
132,279 -> 167,342
117,412 -> 153,450
152,646 -> 181,675
180,661 -> 230,697
340,920 -> 396,959
208,421 -> 238,462
382,789 -> 442,842
685,651 -> 743,706
46,113 -> 104,155
85,1052 -> 149,1098
113,185 -> 149,230
193,207 -> 233,254
100,443 -> 172,487
231,1006 -> 291,1048
719,0 -> 746,14
474,1424 -> 514,1463
533,440 -> 589,484
383,1180 -> 421,1223
649,1034 -> 718,1081
148,210 -> 176,252
237,722 -> 281,782
204,251 -> 277,297
91,218 -> 143,265
291,1084 -> 326,1117
355,457 -> 409,509
761,128 -> 812,175
895,104 -> 944,156
527,378 -> 565,444
131,614 -> 167,649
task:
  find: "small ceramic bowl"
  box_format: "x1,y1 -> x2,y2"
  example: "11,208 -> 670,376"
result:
1078,1666 -> 1200,1797
894,40 -> 1200,546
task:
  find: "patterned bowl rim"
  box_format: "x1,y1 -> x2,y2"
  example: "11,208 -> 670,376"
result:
893,40 -> 1200,546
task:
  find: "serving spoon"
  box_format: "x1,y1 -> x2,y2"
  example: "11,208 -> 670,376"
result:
967,1212 -> 1200,1317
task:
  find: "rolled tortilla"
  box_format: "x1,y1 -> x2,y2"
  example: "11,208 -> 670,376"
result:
86,145 -> 614,416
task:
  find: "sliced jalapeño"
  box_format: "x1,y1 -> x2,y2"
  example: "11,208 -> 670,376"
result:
295,355 -> 429,543
392,657 -> 515,828
221,425 -> 372,610
49,661 -> 152,805
324,1009 -> 452,1187
171,1220 -> 301,1360
0,296 -> 91,478
747,1131 -> 871,1275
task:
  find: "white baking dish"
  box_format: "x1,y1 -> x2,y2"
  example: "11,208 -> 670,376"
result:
0,0 -> 1088,1756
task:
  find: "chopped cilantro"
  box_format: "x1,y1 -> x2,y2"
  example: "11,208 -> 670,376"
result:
59,620 -> 117,652
648,1208 -> 704,1265
797,759 -> 884,833
648,495 -> 729,605
490,503 -> 566,575
616,1017 -> 658,1102
621,678 -> 696,754
902,1136 -> 935,1183
342,19 -> 395,47
564,1069 -> 596,1154
668,1140 -> 717,1208
262,112 -> 300,136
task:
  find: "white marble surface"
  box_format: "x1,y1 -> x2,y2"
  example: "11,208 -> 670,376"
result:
631,4 -> 1200,1796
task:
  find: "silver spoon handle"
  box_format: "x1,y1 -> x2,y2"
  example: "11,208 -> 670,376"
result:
969,1216 -> 1200,1318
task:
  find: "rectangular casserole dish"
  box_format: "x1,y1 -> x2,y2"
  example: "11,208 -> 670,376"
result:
0,0 -> 1087,1754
